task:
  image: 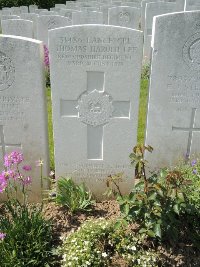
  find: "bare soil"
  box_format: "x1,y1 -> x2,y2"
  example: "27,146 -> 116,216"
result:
1,200 -> 200,266
42,200 -> 200,267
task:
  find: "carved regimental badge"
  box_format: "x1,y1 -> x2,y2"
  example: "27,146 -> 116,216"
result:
118,12 -> 130,23
77,90 -> 114,127
0,52 -> 15,91
47,19 -> 58,30
183,33 -> 200,70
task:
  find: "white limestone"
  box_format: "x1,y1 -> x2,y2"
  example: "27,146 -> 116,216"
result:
72,11 -> 104,24
37,15 -> 71,46
108,6 -> 140,29
1,19 -> 33,38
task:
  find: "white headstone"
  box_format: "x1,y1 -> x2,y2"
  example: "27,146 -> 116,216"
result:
34,9 -> 48,15
11,7 -> 21,15
59,8 -> 78,19
40,11 -> 59,16
141,0 -> 163,30
143,2 -> 176,63
49,25 -> 143,197
1,15 -> 21,21
1,19 -> 33,38
29,5 -> 38,13
145,11 -> 200,169
108,6 -> 140,29
72,11 -> 104,24
20,13 -> 39,38
20,6 -> 29,13
2,9 -> 12,16
37,15 -> 71,46
0,35 -> 49,201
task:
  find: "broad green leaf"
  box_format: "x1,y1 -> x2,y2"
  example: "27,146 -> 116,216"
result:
153,223 -> 161,238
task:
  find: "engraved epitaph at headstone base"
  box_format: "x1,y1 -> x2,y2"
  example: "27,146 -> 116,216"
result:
49,25 -> 143,198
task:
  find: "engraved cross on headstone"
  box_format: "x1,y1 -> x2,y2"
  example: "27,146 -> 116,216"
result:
172,108 -> 200,158
60,71 -> 130,160
0,125 -> 21,160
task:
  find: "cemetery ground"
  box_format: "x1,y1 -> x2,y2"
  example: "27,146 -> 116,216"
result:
0,72 -> 200,267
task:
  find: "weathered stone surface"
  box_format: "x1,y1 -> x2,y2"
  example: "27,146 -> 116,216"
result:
72,11 -> 104,24
49,25 -> 143,197
2,19 -> 33,38
20,13 -> 39,38
108,6 -> 140,29
143,1 -> 176,63
145,11 -> 200,169
37,15 -> 71,46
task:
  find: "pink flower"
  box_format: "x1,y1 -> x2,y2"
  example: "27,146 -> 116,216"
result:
22,165 -> 32,171
44,45 -> 49,67
0,232 -> 6,240
0,174 -> 7,193
1,170 -> 17,180
21,176 -> 32,186
4,151 -> 23,167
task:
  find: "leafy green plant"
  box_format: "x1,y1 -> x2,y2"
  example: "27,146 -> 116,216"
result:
51,177 -> 95,213
0,201 -> 56,267
104,173 -> 123,198
0,151 -> 57,266
141,63 -> 150,80
61,219 -> 113,267
116,145 -> 194,243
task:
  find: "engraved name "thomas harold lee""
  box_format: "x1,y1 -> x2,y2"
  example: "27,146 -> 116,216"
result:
56,36 -> 137,66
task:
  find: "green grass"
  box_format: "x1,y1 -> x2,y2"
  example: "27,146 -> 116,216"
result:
47,79 -> 149,170
137,79 -> 149,144
47,87 -> 54,170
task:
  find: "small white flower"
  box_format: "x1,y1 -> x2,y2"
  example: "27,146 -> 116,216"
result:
130,245 -> 137,251
102,252 -> 108,258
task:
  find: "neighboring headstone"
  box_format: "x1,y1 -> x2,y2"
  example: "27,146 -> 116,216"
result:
2,9 -> 12,16
20,6 -> 29,13
34,9 -> 48,15
185,3 -> 200,11
40,11 -> 59,16
29,5 -> 38,13
37,15 -> 71,46
49,25 -> 143,197
11,7 -> 21,15
72,11 -> 104,24
143,2 -> 176,63
145,11 -> 200,169
141,0 -> 163,30
0,35 -> 49,201
123,2 -> 141,8
20,13 -> 39,38
164,0 -> 185,10
100,4 -> 114,24
185,0 -> 200,8
112,1 -> 122,6
108,6 -> 140,29
2,19 -> 33,38
55,4 -> 66,9
1,15 -> 21,21
59,9 -> 78,19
